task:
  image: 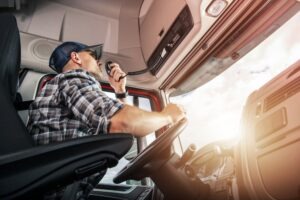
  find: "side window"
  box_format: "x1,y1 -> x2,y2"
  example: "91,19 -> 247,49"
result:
138,97 -> 156,146
100,91 -> 156,185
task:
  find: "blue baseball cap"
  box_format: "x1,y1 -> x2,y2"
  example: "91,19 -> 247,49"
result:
49,41 -> 103,73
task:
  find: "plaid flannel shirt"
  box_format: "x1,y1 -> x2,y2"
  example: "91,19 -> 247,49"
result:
27,69 -> 124,199
27,69 -> 123,145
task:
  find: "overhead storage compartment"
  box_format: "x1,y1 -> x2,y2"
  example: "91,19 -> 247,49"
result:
140,0 -> 194,75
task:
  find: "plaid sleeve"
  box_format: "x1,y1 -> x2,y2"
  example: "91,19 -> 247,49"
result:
59,75 -> 123,134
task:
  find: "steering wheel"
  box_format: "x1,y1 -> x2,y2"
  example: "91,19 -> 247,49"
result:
113,118 -> 188,183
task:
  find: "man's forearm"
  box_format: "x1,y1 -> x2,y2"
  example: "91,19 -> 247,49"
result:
109,105 -> 172,137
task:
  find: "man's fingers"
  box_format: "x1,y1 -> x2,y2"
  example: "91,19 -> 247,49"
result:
179,105 -> 186,114
107,63 -> 119,76
112,70 -> 126,81
114,73 -> 126,82
110,67 -> 126,82
110,65 -> 125,75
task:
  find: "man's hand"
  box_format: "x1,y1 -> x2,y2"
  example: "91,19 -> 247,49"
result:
108,63 -> 127,93
162,103 -> 186,125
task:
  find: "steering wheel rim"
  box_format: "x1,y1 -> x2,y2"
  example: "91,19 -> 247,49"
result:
113,118 -> 188,183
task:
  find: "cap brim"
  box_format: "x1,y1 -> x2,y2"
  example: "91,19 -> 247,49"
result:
83,44 -> 103,60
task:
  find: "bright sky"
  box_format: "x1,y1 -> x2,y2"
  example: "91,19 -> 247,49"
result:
171,12 -> 300,149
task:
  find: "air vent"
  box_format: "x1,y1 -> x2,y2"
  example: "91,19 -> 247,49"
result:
264,76 -> 300,112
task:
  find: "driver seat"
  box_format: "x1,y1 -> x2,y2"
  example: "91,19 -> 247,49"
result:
0,13 -> 133,200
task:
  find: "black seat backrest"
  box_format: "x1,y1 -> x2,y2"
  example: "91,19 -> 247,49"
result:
0,13 -> 20,102
0,13 -> 34,155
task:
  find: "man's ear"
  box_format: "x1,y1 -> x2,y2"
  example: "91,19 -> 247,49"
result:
70,52 -> 82,65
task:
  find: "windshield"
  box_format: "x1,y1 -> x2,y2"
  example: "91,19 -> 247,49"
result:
170,12 -> 300,150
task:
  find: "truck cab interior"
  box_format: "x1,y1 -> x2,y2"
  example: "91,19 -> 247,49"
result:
0,0 -> 299,200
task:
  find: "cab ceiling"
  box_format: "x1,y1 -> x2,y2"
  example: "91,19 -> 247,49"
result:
51,0 -> 123,19
15,0 -> 153,82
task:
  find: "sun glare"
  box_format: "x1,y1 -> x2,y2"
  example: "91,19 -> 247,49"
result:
171,13 -> 300,149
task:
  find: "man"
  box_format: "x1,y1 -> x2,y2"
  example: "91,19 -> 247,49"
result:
27,41 -> 185,199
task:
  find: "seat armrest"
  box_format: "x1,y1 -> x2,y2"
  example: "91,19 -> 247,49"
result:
0,133 -> 133,199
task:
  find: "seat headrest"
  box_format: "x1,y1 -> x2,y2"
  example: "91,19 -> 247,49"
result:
0,13 -> 21,102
